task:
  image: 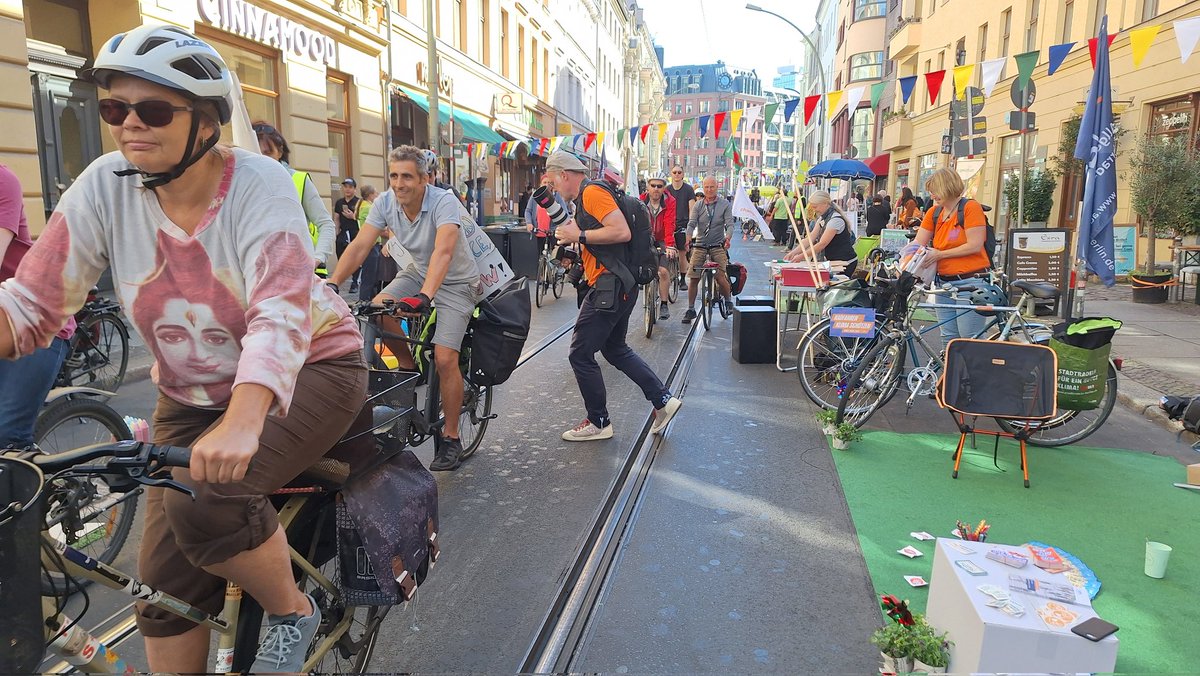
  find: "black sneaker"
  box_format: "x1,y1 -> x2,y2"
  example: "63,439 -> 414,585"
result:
724,299 -> 735,315
349,282 -> 359,294
677,277 -> 687,291
430,436 -> 463,471
659,301 -> 670,321
682,308 -> 696,324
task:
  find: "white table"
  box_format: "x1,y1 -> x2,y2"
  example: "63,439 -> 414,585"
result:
766,262 -> 844,373
926,538 -> 1118,674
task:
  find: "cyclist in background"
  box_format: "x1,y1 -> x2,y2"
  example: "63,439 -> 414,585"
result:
253,122 -> 336,277
682,176 -> 735,323
330,145 -> 482,472
0,163 -> 74,448
640,175 -> 677,321
665,165 -> 695,290
526,172 -> 570,257
0,26 -> 365,673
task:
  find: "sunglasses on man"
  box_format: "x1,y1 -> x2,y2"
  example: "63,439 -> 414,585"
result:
99,99 -> 193,127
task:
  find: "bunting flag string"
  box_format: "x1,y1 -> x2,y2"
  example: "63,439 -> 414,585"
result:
1176,16 -> 1200,63
630,126 -> 639,146
843,86 -> 866,116
713,111 -> 727,139
783,97 -> 800,123
1129,25 -> 1160,67
952,64 -> 975,97
924,70 -> 946,105
615,128 -> 625,147
583,132 -> 596,152
763,101 -> 779,126
639,124 -> 650,142
729,109 -> 744,135
1013,50 -> 1038,88
698,114 -> 711,138
1087,34 -> 1116,68
596,131 -> 606,149
898,76 -> 917,105
825,90 -> 843,118
1047,42 -> 1075,75
979,57 -> 1006,97
537,138 -> 548,156
656,122 -> 668,143
869,81 -> 886,110
680,117 -> 695,135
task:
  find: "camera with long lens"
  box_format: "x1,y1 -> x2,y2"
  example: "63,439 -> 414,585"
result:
531,186 -> 570,228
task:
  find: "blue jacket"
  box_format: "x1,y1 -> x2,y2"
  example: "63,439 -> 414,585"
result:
525,189 -> 571,236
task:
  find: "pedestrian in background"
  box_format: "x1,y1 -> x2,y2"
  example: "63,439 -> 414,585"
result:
0,163 -> 74,448
517,184 -> 531,218
864,195 -> 891,237
254,122 -> 336,276
333,177 -> 362,294
355,184 -> 385,301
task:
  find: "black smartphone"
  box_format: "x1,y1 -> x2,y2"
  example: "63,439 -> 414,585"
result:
1071,617 -> 1119,642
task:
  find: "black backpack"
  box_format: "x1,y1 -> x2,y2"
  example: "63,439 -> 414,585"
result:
578,180 -> 658,289
932,198 -> 998,268
468,277 -> 531,386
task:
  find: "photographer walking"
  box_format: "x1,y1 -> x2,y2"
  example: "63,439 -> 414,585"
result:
542,151 -> 682,441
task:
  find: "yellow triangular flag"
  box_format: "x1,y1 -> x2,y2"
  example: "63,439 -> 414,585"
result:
1130,25 -> 1161,67
826,90 -> 843,118
597,131 -> 606,149
657,122 -> 668,143
729,109 -> 743,134
953,64 -> 976,98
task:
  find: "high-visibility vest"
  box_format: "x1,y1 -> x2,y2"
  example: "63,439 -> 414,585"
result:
291,170 -> 326,275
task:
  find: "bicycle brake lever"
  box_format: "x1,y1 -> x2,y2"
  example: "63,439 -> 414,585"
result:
133,473 -> 196,500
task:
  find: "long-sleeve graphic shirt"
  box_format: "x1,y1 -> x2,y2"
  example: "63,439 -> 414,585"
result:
0,147 -> 361,416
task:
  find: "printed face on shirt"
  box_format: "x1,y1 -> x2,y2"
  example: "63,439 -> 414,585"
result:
701,177 -> 718,201
104,76 -> 215,175
152,299 -> 240,385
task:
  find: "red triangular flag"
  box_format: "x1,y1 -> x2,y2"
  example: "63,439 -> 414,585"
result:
639,125 -> 650,142
803,95 -> 820,125
925,69 -> 947,105
467,143 -> 474,156
1088,34 -> 1117,67
713,111 -> 727,139
584,132 -> 596,151
538,138 -> 549,155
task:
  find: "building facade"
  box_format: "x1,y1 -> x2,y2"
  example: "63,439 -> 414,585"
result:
883,0 -> 1200,264
761,88 -> 805,187
627,1 -> 668,179
829,0 -> 888,181
800,0 -> 838,164
664,62 -> 765,191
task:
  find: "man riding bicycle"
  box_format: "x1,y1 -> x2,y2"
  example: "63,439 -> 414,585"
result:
640,175 -> 677,321
682,176 -> 735,323
0,25 -> 366,674
330,145 -> 482,472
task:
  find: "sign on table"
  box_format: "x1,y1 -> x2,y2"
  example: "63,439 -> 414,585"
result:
829,308 -> 876,338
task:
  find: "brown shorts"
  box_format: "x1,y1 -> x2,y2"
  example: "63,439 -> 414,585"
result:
135,351 -> 367,638
687,245 -> 731,284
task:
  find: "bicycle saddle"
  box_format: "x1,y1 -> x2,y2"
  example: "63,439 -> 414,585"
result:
281,404 -> 375,490
1011,280 -> 1060,300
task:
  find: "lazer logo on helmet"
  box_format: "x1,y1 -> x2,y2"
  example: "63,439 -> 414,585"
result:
174,39 -> 207,48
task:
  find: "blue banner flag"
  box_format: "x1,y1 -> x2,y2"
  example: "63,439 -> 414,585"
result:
1047,42 -> 1076,76
1073,16 -> 1118,287
898,76 -> 918,105
782,98 -> 799,123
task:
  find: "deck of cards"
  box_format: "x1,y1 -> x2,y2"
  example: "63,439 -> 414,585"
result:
986,548 -> 1030,568
978,584 -> 1025,617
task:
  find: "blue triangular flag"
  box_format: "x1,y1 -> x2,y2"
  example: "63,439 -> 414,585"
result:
572,134 -> 582,150
782,98 -> 799,123
630,127 -> 639,146
698,115 -> 710,137
1047,42 -> 1076,75
493,142 -> 502,156
899,76 -> 918,104
527,139 -> 538,155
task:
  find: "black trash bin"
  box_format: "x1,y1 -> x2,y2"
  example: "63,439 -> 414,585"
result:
1,457 -> 47,674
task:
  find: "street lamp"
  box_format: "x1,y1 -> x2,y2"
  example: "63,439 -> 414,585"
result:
745,3 -> 826,161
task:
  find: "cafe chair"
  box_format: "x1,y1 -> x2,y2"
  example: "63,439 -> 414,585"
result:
936,339 -> 1058,488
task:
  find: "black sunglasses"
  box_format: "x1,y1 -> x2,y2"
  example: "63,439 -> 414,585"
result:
648,182 -> 666,188
99,99 -> 193,127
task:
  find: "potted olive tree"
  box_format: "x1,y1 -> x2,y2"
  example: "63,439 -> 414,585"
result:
1003,169 -> 1057,227
1129,135 -> 1200,303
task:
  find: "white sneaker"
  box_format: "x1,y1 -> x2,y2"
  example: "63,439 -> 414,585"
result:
649,397 -> 683,435
563,419 -> 614,441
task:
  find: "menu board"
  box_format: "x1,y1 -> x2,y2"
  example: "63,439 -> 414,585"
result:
880,229 -> 911,253
1113,225 -> 1136,277
1006,229 -> 1069,302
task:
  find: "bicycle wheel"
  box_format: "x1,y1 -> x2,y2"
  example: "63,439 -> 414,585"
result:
796,316 -> 888,409
667,258 -> 680,303
643,283 -> 655,339
67,313 -> 130,394
835,335 -> 907,428
458,381 -> 493,458
996,362 -> 1118,446
700,275 -> 713,331
552,262 -> 566,299
534,259 -> 547,308
35,397 -> 137,596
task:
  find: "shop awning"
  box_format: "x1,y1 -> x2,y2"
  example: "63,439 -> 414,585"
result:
397,86 -> 505,144
865,152 -> 890,177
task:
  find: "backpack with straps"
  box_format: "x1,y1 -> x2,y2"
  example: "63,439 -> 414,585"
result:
578,180 -> 659,289
932,198 -> 998,269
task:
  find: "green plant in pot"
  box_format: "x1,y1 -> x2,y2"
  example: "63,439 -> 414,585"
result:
870,622 -> 915,674
1003,169 -> 1057,226
815,409 -> 839,436
831,422 -> 863,450
910,619 -> 953,673
1129,134 -> 1200,302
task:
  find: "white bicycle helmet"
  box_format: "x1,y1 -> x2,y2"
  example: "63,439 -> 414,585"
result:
420,149 -> 439,176
88,25 -> 233,188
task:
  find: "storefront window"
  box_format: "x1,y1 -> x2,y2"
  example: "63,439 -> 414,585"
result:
916,153 -> 938,197
205,33 -> 279,129
996,132 -> 1044,232
327,74 -> 351,191
1149,97 -> 1197,142
849,108 -> 875,159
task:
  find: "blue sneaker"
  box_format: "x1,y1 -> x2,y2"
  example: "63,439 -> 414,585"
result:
250,593 -> 321,673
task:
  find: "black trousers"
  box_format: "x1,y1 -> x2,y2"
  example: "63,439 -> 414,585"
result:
569,284 -> 670,428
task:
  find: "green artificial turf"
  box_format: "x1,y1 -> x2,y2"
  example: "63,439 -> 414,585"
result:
830,430 -> 1198,673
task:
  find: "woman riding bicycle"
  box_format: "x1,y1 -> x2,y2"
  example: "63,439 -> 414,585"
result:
0,25 -> 365,674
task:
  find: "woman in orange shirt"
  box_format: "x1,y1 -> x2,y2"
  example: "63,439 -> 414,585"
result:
913,168 -> 991,344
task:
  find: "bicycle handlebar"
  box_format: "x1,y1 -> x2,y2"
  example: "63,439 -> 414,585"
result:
26,440 -> 191,473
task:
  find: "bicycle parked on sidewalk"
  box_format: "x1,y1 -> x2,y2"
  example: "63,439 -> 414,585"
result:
55,287 -> 130,395
534,245 -> 567,308
833,275 -> 1117,447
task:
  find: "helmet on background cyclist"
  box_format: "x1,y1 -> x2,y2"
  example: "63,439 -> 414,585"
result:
86,24 -> 233,188
967,283 -> 1008,316
420,149 -> 439,177
600,166 -> 624,190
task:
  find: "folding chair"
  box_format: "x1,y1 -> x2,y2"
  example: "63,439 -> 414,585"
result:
937,339 -> 1058,488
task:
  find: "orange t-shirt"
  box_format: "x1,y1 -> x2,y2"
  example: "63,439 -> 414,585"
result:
919,199 -> 991,276
580,184 -> 620,286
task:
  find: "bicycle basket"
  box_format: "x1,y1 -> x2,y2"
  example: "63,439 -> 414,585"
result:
367,369 -> 418,441
820,278 -> 871,315
0,458 -> 45,673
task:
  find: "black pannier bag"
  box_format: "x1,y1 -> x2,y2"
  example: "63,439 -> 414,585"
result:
468,277 -> 531,386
